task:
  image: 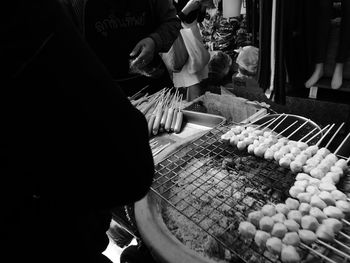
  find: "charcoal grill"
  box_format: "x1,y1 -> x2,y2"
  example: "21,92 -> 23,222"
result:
135,118 -> 350,263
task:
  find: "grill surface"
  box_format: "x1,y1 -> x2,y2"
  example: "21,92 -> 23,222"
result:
150,122 -> 350,263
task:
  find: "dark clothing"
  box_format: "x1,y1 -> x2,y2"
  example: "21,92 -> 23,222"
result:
1,0 -> 154,262
313,0 -> 350,63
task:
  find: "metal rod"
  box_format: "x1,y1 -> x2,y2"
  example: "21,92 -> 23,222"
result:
277,120 -> 298,136
317,239 -> 350,260
316,123 -> 335,147
342,219 -> 350,227
334,239 -> 350,251
305,124 -> 330,144
286,119 -> 309,139
300,243 -> 338,263
340,231 -> 350,240
326,122 -> 345,149
270,114 -> 288,132
334,131 -> 350,155
299,127 -> 318,142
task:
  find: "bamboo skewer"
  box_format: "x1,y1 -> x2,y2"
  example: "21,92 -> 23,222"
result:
334,131 -> 350,155
261,114 -> 286,131
270,114 -> 288,132
316,123 -> 335,146
325,122 -> 345,149
299,127 -> 318,142
243,113 -> 271,127
286,119 -> 309,139
305,124 -> 330,144
277,120 -> 298,137
252,118 -> 276,131
299,243 -> 338,263
317,240 -> 350,260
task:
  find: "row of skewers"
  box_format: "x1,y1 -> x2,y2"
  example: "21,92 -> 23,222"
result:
221,114 -> 350,262
130,87 -> 184,137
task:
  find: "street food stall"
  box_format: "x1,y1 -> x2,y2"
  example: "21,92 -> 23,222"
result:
129,90 -> 350,263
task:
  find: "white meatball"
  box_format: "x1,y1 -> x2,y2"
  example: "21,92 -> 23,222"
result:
271,223 -> 288,238
287,210 -> 302,225
316,224 -> 335,242
294,180 -> 308,189
239,221 -> 257,239
331,190 -> 347,201
310,195 -> 327,210
317,147 -> 331,158
254,230 -> 271,249
280,157 -> 292,168
259,216 -> 275,232
308,178 -> 321,186
330,166 -> 344,177
296,173 -> 312,181
284,219 -> 300,232
335,158 -> 347,170
324,153 -> 338,164
247,144 -> 255,154
309,207 -> 327,223
317,163 -> 330,174
254,145 -> 268,157
306,185 -> 320,195
297,193 -> 312,204
261,204 -> 276,217
229,135 -> 240,146
276,203 -> 290,216
301,215 -> 319,231
237,140 -> 247,151
296,141 -> 308,150
282,232 -> 300,246
290,147 -> 301,156
310,167 -> 325,179
266,237 -> 283,255
323,206 -> 345,220
305,145 -> 318,155
290,160 -> 303,173
323,218 -> 342,233
285,198 -> 300,210
248,211 -> 264,227
319,183 -> 337,192
221,132 -> 233,143
318,191 -> 336,206
274,150 -> 285,162
320,176 -> 334,185
264,148 -> 275,160
303,164 -> 315,174
289,186 -> 305,198
281,245 -> 301,263
298,229 -> 317,245
272,213 -> 286,223
336,200 -> 350,213
299,203 -> 311,216
324,172 -> 340,184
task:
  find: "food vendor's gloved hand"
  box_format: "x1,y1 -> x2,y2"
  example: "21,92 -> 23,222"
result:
129,37 -> 155,70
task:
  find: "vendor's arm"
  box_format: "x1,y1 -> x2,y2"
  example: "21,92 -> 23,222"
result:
149,0 -> 182,53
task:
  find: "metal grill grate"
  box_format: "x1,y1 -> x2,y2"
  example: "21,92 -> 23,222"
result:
151,123 -> 300,262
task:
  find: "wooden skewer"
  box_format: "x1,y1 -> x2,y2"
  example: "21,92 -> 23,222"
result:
334,130 -> 350,155
299,243 -> 338,263
262,114 -> 286,131
244,113 -> 271,127
129,84 -> 150,100
299,127 -> 318,142
252,118 -> 276,131
317,239 -> 350,260
286,119 -> 309,139
325,122 -> 345,149
342,219 -> 350,227
333,239 -> 350,251
277,120 -> 298,136
316,123 -> 335,147
270,114 -> 288,131
347,156 -> 350,163
305,124 -> 330,144
340,231 -> 350,240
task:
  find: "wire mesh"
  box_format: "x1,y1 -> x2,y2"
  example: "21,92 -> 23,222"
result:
151,121 -> 350,263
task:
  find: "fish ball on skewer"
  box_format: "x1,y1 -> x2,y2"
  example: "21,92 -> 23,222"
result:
319,183 -> 336,192
238,221 -> 257,239
323,218 -> 342,233
324,153 -> 338,164
229,135 -> 239,146
284,219 -> 300,232
278,137 -> 289,145
287,210 -> 302,225
336,200 -> 350,213
294,180 -> 308,189
304,145 -> 319,156
303,164 -> 315,174
259,216 -> 275,232
330,166 -> 344,177
298,229 -> 317,245
335,158 -> 347,170
290,147 -> 301,156
285,198 -> 300,210
289,186 -> 305,199
281,245 -> 301,263
301,215 -> 319,231
237,140 -> 247,151
248,211 -> 264,227
290,160 -> 303,173
272,213 -> 286,223
297,193 -> 312,204
221,132 -> 233,143
318,191 -> 336,206
309,207 -> 327,223
282,232 -> 300,246
323,206 -> 344,220
254,230 -> 271,249
296,173 -> 312,181
254,144 -> 269,157
322,172 -> 340,184
274,150 -> 285,162
264,148 -> 275,160
271,223 -> 288,238
308,178 -> 321,186
316,224 -> 335,242
306,185 -> 320,195
262,204 -> 276,217
287,140 -> 298,147
296,141 -> 308,150
295,153 -> 308,164
310,195 -> 327,210
310,168 -> 325,179
331,190 -> 347,201
280,157 -> 293,168
247,144 -> 255,154
299,203 -> 311,215
319,177 -> 334,186
266,237 -> 283,255
276,203 -> 290,215
317,147 -> 331,158
317,163 -> 330,174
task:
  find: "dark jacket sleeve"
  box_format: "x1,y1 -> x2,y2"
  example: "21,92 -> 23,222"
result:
149,0 -> 182,53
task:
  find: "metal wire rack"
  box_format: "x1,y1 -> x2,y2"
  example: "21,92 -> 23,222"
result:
150,122 -> 350,263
